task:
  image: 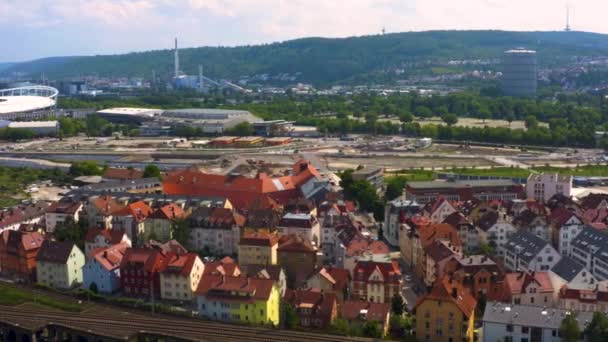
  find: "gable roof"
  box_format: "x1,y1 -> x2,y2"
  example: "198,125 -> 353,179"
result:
112,201 -> 153,222
424,240 -> 457,262
353,260 -> 401,284
195,274 -> 275,301
161,253 -> 200,277
103,167 -> 144,180
313,267 -> 350,292
37,240 -> 77,264
504,271 -> 554,295
84,228 -> 127,244
341,300 -> 390,325
149,203 -> 186,220
204,256 -> 241,277
415,276 -> 476,318
345,237 -> 390,257
120,247 -> 168,272
278,234 -> 316,253
476,210 -> 500,232
551,256 -> 585,282
190,207 -> 246,228
242,264 -> 283,282
504,230 -> 550,263
419,223 -> 462,248
5,230 -> 44,252
0,202 -> 52,229
240,232 -> 279,247
570,226 -> 608,262
90,243 -> 128,271
283,288 -> 337,320
89,196 -> 125,216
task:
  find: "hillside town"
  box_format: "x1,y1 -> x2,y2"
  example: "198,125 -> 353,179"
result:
0,159 -> 607,341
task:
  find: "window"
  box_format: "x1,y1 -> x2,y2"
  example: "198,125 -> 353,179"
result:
504,337 -> 513,342
522,326 -> 529,334
506,324 -> 513,332
521,339 -> 529,342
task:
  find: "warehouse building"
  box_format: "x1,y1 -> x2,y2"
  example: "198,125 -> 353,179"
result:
96,107 -> 163,124
159,108 -> 260,134
5,121 -> 60,136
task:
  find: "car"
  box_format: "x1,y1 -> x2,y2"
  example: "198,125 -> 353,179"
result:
404,275 -> 412,282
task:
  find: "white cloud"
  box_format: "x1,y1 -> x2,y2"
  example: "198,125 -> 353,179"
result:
2,0 -> 608,61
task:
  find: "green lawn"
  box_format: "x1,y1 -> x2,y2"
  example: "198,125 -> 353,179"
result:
0,283 -> 84,312
533,165 -> 608,177
446,167 -> 532,178
386,170 -> 437,182
0,167 -> 72,207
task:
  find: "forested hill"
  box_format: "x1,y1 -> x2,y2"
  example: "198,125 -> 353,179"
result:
5,30 -> 608,86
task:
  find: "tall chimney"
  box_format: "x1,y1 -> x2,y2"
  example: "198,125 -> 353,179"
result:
174,37 -> 180,78
199,65 -> 204,91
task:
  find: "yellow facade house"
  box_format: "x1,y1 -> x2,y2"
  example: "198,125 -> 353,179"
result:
414,276 -> 477,342
238,232 -> 279,266
160,253 -> 204,301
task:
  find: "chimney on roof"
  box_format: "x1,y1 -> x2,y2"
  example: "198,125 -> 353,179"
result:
451,286 -> 458,299
103,250 -> 108,258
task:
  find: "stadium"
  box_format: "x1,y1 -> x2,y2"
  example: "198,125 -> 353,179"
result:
0,86 -> 58,120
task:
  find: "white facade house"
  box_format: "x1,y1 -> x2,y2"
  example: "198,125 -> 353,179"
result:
551,212 -> 585,255
383,198 -> 423,247
276,213 -> 321,246
476,210 -> 517,257
549,256 -> 598,291
45,201 -> 83,233
570,226 -> 608,280
188,207 -> 244,257
502,231 -> 561,273
526,173 -> 572,203
482,303 -> 593,342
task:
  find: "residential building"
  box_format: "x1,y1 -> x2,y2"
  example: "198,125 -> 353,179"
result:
277,234 -> 320,287
352,167 -> 384,192
559,285 -> 608,312
570,226 -> 608,280
82,243 -> 128,293
242,264 -> 287,296
423,240 -> 461,287
45,201 -> 83,233
405,179 -> 524,204
482,303 -> 593,342
340,301 -> 391,337
443,212 -> 480,252
526,173 -> 572,203
398,216 -> 431,269
343,238 -> 391,273
143,203 -> 187,242
415,223 -> 463,282
84,228 -> 131,259
160,253 -> 204,302
352,260 -> 401,303
238,232 -> 279,266
85,196 -> 125,229
503,271 -> 557,307
276,213 -> 320,246
549,208 -> 585,255
189,207 -> 245,256
195,275 -> 280,326
446,255 -> 505,301
513,209 -> 552,242
36,241 -> 85,289
383,197 -> 423,247
162,160 -> 321,211
283,289 -> 338,330
414,277 -> 477,342
204,256 -> 241,277
119,247 -> 171,298
111,201 -> 153,243
306,266 -> 350,303
0,202 -> 52,232
549,256 -> 597,291
475,210 -> 517,257
502,231 -> 561,272
0,230 -> 44,281
426,197 -> 457,224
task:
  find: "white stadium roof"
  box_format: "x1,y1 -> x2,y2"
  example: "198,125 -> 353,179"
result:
0,86 -> 58,115
0,96 -> 56,115
97,107 -> 163,117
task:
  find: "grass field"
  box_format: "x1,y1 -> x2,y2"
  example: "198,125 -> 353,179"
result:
0,283 -> 84,312
447,167 -> 532,178
533,165 -> 608,177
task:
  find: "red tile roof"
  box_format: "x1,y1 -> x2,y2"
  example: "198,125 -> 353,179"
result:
149,203 -> 186,220
283,288 -> 337,326
345,238 -> 390,257
353,260 -> 401,284
90,196 -> 125,216
504,271 -> 554,296
161,252 -> 200,277
120,247 -> 172,272
314,267 -> 350,293
203,256 -> 241,277
0,202 -> 51,229
239,231 -> 279,247
90,243 -> 128,271
278,234 -> 316,253
419,223 -> 462,248
112,201 -> 153,222
162,160 -> 320,210
103,167 -> 144,180
196,274 -> 275,301
415,276 -> 477,318
341,300 -> 390,325
84,228 -> 128,244
5,230 -> 44,252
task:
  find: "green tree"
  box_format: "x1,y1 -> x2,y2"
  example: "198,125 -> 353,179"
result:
391,293 -> 405,316
225,122 -> 254,136
282,303 -> 299,329
69,161 -> 104,177
399,112 -> 414,123
478,108 -> 491,123
442,113 -> 459,126
415,106 -> 432,118
54,218 -> 88,250
361,321 -> 383,338
560,313 -> 581,342
329,318 -> 350,336
524,115 -> 539,129
143,164 -> 162,179
171,218 -> 191,247
584,312 -> 608,341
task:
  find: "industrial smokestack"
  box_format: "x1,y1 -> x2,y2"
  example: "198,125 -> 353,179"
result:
174,37 -> 180,78
199,65 -> 204,91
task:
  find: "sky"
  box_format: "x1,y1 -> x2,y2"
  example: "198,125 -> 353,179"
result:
1,0 -> 607,62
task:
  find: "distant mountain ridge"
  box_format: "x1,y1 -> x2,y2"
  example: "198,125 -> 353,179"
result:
4,30 -> 608,86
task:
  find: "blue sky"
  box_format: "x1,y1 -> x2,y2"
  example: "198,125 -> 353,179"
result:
1,0 -> 606,62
